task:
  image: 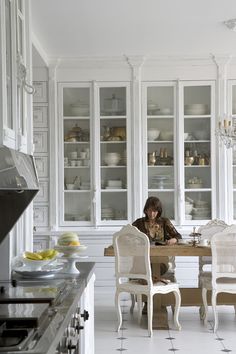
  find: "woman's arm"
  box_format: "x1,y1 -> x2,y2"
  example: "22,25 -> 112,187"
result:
164,218 -> 182,244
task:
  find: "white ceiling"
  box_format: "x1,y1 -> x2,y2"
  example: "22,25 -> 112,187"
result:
31,0 -> 236,62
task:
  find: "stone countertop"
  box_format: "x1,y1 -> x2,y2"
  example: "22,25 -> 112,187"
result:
6,262 -> 95,354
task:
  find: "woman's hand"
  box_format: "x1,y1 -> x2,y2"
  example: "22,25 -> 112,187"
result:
166,238 -> 177,245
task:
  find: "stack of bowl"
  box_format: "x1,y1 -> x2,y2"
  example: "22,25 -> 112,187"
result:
192,200 -> 211,220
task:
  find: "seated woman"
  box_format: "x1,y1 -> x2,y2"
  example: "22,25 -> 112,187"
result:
132,196 -> 182,278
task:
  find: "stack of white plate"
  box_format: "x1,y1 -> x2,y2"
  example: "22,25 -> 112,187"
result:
184,103 -> 209,115
185,201 -> 193,220
106,179 -> 122,189
101,206 -> 114,220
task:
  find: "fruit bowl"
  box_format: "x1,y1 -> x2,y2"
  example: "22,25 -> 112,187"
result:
22,252 -> 58,270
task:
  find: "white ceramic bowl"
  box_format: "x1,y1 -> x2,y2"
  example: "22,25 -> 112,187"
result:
22,254 -> 57,270
159,131 -> 173,141
147,128 -> 160,141
66,184 -> 75,190
104,152 -> 121,166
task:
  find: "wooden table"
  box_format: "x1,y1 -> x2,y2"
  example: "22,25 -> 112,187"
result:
104,244 -> 236,329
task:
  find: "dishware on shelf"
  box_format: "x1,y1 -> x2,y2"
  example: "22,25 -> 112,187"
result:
103,94 -> 123,115
147,100 -> 159,115
159,131 -> 173,141
184,103 -> 209,115
159,107 -> 171,115
66,183 -> 75,190
185,203 -> 193,214
194,130 -> 209,140
107,179 -> 122,188
70,101 -> 89,116
110,127 -> 126,140
185,156 -> 194,166
184,133 -> 189,140
104,152 -> 121,166
147,128 -> 160,141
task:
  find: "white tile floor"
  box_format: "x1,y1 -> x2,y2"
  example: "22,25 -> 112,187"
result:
95,290 -> 236,353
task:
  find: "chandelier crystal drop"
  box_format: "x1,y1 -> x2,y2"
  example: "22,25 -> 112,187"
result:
216,115 -> 236,149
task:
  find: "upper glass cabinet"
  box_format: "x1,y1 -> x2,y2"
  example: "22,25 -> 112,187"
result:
143,83 -> 176,220
143,81 -> 215,225
181,82 -> 215,224
99,86 -> 129,224
58,83 -> 130,227
60,85 -> 92,225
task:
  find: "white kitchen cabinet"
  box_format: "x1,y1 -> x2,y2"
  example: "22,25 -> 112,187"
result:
142,81 -> 216,225
0,0 -> 31,151
58,82 -> 131,227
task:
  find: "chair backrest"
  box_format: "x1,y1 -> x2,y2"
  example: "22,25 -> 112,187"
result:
211,232 -> 236,286
113,224 -> 152,286
198,219 -> 229,240
198,219 -> 229,272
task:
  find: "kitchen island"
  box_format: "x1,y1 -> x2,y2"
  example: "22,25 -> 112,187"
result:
0,262 -> 95,354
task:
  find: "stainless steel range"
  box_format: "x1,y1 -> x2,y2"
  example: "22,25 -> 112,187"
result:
0,262 -> 95,354
0,279 -> 69,352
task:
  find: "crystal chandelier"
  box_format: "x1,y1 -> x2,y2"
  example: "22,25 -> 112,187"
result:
216,116 -> 236,149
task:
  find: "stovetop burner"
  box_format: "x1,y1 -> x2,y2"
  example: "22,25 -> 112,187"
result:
0,279 -> 67,305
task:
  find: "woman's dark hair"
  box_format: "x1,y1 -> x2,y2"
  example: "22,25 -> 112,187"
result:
143,196 -> 162,218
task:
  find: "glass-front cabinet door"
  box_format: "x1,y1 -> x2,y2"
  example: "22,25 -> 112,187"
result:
143,83 -> 176,221
180,81 -> 215,224
143,81 -> 215,225
98,84 -> 130,225
59,84 -> 92,225
58,82 -> 130,226
228,80 -> 236,221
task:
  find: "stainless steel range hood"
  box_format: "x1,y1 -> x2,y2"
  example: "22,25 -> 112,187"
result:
0,146 -> 39,244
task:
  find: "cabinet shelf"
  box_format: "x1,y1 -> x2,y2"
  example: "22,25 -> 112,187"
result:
100,115 -> 126,119
63,116 -> 90,120
147,115 -> 174,119
184,140 -> 210,143
184,165 -> 211,168
185,188 -> 211,191
101,189 -> 127,192
100,141 -> 126,144
184,115 -> 211,119
64,189 -> 90,192
101,165 -> 126,168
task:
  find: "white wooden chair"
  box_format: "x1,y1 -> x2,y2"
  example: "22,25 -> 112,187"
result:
197,220 -> 229,319
198,219 -> 229,280
113,224 -> 181,337
200,231 -> 236,332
